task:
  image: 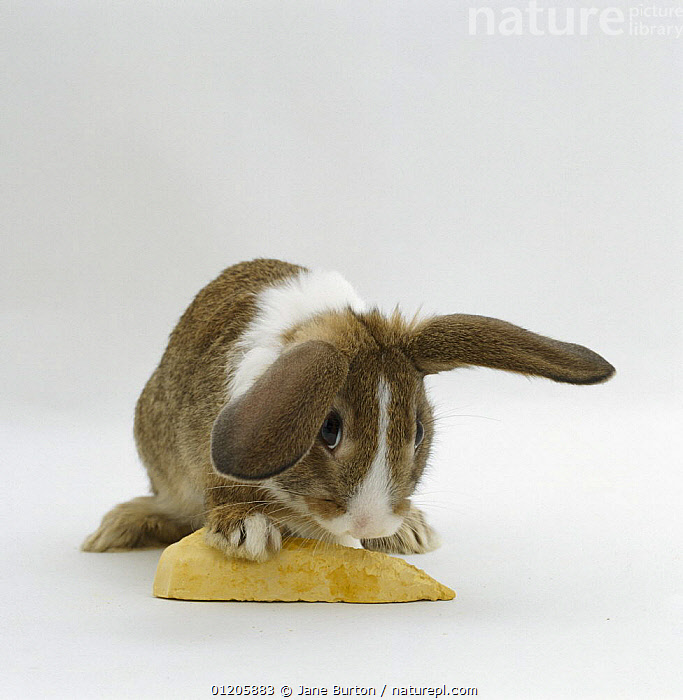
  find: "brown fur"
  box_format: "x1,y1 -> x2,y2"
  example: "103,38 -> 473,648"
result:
82,258 -> 614,559
407,313 -> 615,383
83,260 -> 304,552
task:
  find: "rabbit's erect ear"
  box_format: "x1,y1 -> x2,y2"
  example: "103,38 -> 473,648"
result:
406,314 -> 615,384
211,340 -> 349,481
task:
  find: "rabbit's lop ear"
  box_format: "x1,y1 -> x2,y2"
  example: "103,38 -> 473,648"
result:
406,314 -> 615,385
211,340 -> 349,481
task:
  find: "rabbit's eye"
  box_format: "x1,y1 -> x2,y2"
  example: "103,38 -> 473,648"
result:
320,412 -> 342,449
415,419 -> 424,448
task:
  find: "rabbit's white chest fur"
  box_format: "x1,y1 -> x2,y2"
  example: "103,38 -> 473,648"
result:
226,269 -> 366,401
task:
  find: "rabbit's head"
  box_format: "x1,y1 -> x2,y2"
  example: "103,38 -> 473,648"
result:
211,309 -> 614,541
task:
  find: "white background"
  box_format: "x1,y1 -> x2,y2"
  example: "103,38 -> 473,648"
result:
1,2 -> 681,699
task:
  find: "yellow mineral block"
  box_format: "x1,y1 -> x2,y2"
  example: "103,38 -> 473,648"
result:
153,529 -> 454,603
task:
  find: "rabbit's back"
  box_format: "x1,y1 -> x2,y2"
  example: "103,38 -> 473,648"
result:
134,259 -> 305,506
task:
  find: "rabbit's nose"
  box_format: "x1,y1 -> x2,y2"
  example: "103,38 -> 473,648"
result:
349,514 -> 396,539
349,515 -> 375,538
354,515 -> 371,530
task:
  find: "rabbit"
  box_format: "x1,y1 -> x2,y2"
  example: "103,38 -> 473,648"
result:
82,258 -> 615,561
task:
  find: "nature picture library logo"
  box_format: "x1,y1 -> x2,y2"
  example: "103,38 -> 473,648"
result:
468,1 -> 683,36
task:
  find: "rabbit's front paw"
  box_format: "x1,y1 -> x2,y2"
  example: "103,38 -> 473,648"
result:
361,507 -> 440,555
204,512 -> 282,562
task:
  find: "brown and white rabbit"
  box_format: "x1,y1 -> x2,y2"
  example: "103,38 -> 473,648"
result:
82,258 -> 615,561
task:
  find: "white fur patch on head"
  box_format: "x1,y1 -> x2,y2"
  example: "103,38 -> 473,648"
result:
227,269 -> 366,400
347,378 -> 402,538
322,377 -> 403,540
